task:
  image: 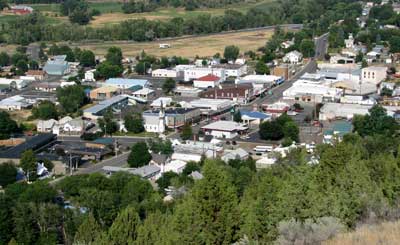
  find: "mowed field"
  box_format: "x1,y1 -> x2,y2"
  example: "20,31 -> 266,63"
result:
72,29 -> 273,57
28,0 -> 277,27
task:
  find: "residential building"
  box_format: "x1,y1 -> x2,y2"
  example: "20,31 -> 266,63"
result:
150,97 -> 173,108
26,70 -> 47,80
361,66 -> 388,84
344,33 -> 355,49
281,39 -> 295,49
83,95 -> 129,119
84,69 -> 96,82
152,69 -> 177,78
221,148 -> 249,162
37,119 -> 58,133
143,107 -> 200,132
0,95 -> 32,111
200,84 -> 255,104
201,121 -> 248,139
105,78 -> 149,89
89,86 -> 120,100
193,74 -> 223,89
283,50 -> 303,64
131,88 -> 155,102
183,67 -> 225,82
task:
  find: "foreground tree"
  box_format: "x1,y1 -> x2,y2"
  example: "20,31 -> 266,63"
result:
108,206 -> 140,244
32,101 -> 58,120
19,150 -> 37,180
124,114 -> 144,134
56,85 -> 86,114
128,142 -> 151,168
98,109 -> 118,136
0,111 -> 19,139
0,162 -> 17,188
74,213 -> 102,244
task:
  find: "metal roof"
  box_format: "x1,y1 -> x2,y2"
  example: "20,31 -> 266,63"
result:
0,133 -> 56,159
106,78 -> 148,87
84,95 -> 128,114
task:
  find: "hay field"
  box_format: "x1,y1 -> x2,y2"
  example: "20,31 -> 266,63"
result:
324,221 -> 400,245
72,29 -> 273,57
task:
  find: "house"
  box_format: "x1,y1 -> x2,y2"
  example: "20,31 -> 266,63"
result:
281,39 -> 295,49
63,119 -> 85,135
9,5 -> 33,15
183,67 -> 225,82
211,64 -> 248,78
35,82 -> 59,92
221,148 -> 249,162
44,56 -> 70,75
83,95 -> 129,119
84,69 -> 96,82
161,159 -> 187,174
330,54 -> 355,64
37,119 -> 58,133
89,86 -> 120,101
323,121 -> 352,144
344,33 -> 355,49
131,88 -> 155,102
143,107 -> 200,132
193,74 -> 223,89
200,84 -> 255,104
240,110 -> 271,125
0,95 -> 32,111
150,97 -> 173,108
172,140 -> 223,162
26,70 -> 47,81
283,51 -> 303,64
201,121 -> 248,139
152,69 -> 177,78
340,95 -> 376,105
105,78 -> 149,89
361,66 -> 387,84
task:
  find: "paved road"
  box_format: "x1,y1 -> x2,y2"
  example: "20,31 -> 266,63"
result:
243,33 -> 329,108
58,135 -> 148,147
75,152 -> 130,175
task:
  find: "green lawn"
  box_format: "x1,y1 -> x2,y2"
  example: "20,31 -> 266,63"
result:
31,2 -> 123,14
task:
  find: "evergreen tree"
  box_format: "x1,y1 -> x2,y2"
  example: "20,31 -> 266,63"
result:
127,142 -> 152,168
74,213 -> 102,244
108,206 -> 140,244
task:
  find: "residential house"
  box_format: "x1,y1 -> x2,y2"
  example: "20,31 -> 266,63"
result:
201,121 -> 248,139
221,148 -> 249,162
84,69 -> 96,82
37,119 -> 58,133
26,70 -> 47,81
63,119 -> 85,135
281,39 -> 295,49
283,51 -> 303,64
200,84 -> 255,104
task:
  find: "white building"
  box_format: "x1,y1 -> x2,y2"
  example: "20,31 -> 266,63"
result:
345,33 -> 355,49
151,69 -> 177,78
221,148 -> 249,162
131,88 -> 155,102
361,66 -> 388,84
193,74 -> 223,89
0,78 -> 29,90
0,95 -> 32,111
201,121 -> 248,139
150,97 -> 173,108
183,67 -> 225,82
340,95 -> 376,105
84,69 -> 96,82
283,51 -> 303,64
37,119 -> 58,133
189,99 -> 233,114
143,105 -> 165,133
283,80 -> 343,103
212,64 -> 248,78
319,103 -> 372,121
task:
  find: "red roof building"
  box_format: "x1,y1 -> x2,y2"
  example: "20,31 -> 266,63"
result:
193,74 -> 222,89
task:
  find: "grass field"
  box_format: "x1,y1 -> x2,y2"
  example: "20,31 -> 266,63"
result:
70,29 -> 273,57
30,0 -> 277,27
324,221 -> 400,245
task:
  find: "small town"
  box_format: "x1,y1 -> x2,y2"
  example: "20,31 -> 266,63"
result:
2,0 -> 400,244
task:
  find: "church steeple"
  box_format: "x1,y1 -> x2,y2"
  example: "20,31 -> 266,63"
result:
158,100 -> 165,133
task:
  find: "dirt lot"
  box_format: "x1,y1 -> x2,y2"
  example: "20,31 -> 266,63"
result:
73,29 -> 273,58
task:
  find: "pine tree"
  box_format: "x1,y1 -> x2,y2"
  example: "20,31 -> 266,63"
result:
74,213 -> 102,244
108,206 -> 140,244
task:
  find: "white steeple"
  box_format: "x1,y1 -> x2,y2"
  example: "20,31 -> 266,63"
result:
159,101 -> 165,133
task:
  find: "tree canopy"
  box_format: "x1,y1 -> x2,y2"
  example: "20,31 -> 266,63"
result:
127,142 -> 152,168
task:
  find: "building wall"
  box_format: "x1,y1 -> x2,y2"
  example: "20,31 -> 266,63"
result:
152,69 -> 177,78
193,80 -> 219,88
184,68 -> 225,82
361,67 -> 387,84
206,130 -> 237,139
